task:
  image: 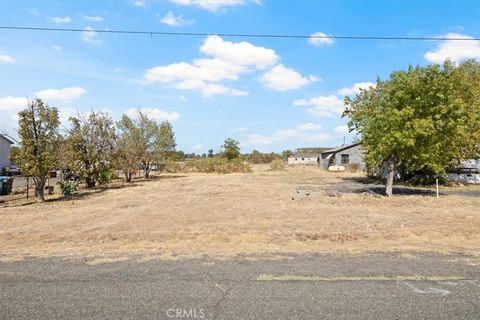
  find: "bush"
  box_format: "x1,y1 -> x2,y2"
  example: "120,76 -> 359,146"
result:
349,163 -> 359,173
187,158 -> 252,174
158,159 -> 252,174
269,159 -> 285,171
56,180 -> 79,196
162,161 -> 184,173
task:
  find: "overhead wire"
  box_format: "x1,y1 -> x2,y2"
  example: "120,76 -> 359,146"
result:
0,26 -> 478,41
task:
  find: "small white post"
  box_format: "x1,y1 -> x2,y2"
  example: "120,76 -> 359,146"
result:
436,178 -> 439,198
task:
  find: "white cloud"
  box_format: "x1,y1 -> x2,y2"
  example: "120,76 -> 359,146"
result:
425,33 -> 480,63
337,82 -> 376,96
35,87 -> 86,101
200,35 -> 278,69
334,125 -> 350,135
145,35 -> 277,97
261,64 -> 318,91
145,35 -> 314,97
306,133 -> 331,142
52,45 -> 62,51
309,32 -> 334,46
175,79 -> 248,97
170,0 -> 259,11
125,107 -> 180,122
49,16 -> 71,24
58,107 -> 79,125
145,58 -> 245,83
232,127 -> 248,132
28,9 -> 41,16
0,53 -> 15,63
0,97 -> 28,111
82,26 -> 100,44
246,134 -> 274,146
296,122 -> 322,130
193,144 -> 205,150
159,11 -> 193,26
246,123 -> 329,146
83,15 -> 104,22
294,95 -> 345,117
133,0 -> 146,7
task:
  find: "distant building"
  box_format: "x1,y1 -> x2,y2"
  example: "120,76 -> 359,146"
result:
446,159 -> 480,184
321,143 -> 367,171
287,147 -> 332,165
0,134 -> 15,169
287,153 -> 321,165
287,143 -> 367,172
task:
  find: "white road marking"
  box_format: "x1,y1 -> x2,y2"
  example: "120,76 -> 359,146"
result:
403,282 -> 450,296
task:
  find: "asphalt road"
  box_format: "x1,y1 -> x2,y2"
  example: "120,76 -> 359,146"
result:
1,252 -> 479,319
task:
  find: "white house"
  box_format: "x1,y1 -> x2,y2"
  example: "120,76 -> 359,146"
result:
0,134 -> 15,170
287,153 -> 320,165
446,159 -> 480,184
320,143 -> 367,172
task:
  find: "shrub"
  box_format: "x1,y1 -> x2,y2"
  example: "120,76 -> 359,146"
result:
349,163 -> 359,173
186,158 -> 252,174
56,180 -> 79,196
269,159 -> 285,171
97,167 -> 114,186
162,161 -> 185,173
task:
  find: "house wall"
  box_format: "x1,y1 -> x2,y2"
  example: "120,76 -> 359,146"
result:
446,159 -> 480,184
287,157 -> 319,165
0,138 -> 12,169
446,173 -> 480,184
323,145 -> 367,171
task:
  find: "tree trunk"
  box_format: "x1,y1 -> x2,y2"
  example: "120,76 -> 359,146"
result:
125,172 -> 132,183
143,162 -> 150,178
385,156 -> 395,197
35,178 -> 46,203
86,176 -> 96,188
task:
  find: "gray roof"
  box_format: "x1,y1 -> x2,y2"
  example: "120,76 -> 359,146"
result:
296,147 -> 333,154
291,153 -> 320,158
0,134 -> 15,144
323,142 -> 361,154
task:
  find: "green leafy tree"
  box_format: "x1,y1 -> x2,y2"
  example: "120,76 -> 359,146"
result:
66,111 -> 116,188
128,110 -> 176,178
282,150 -> 294,160
222,138 -> 241,160
115,115 -> 143,182
344,60 -> 480,196
207,149 -> 214,158
16,99 -> 60,202
156,120 -> 177,161
8,146 -> 20,164
249,149 -> 264,164
168,150 -> 185,161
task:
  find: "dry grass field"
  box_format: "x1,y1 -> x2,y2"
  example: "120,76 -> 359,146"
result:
1,166 -> 480,261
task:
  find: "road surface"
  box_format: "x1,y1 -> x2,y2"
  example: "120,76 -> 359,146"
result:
1,252 -> 479,319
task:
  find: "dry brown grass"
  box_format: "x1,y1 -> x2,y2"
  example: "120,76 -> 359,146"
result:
1,166 -> 479,261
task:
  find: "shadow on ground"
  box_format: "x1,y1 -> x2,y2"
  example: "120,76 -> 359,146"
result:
46,175 -> 188,203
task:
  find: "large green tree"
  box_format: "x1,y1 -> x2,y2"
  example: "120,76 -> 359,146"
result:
115,115 -> 143,182
16,99 -> 60,202
156,120 -> 177,162
66,111 -> 116,188
126,109 -> 176,178
222,138 -> 241,160
344,60 -> 480,196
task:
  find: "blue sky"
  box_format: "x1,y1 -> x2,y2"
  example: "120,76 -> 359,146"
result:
1,0 -> 480,153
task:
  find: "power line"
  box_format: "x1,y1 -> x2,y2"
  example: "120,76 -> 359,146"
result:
0,25 -> 479,41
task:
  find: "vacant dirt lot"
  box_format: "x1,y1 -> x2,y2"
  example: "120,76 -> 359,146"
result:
1,166 -> 480,261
